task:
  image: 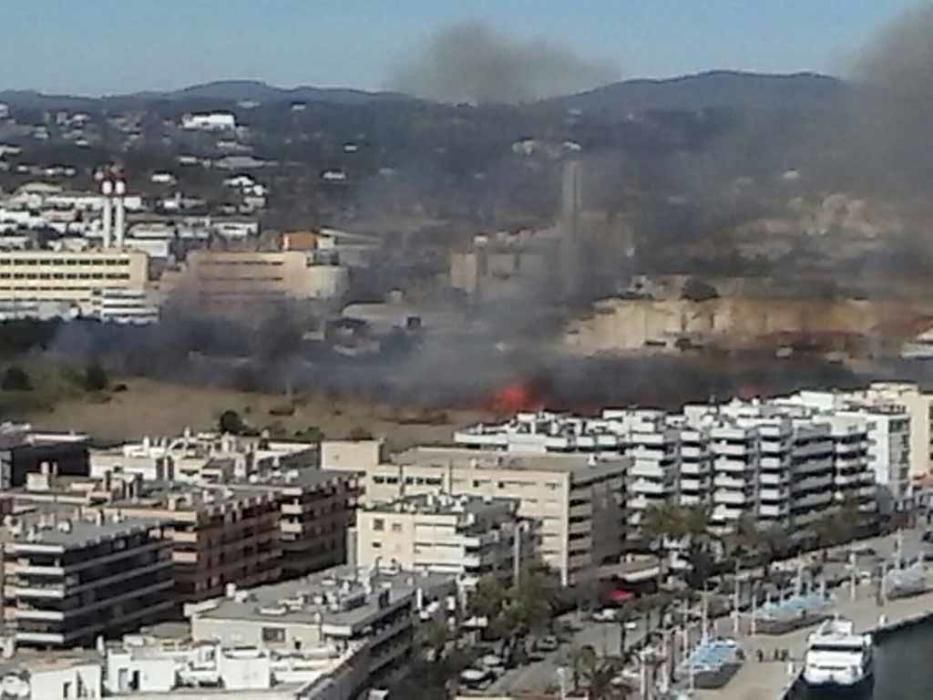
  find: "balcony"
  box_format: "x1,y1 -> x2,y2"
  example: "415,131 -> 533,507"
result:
713,475 -> 746,489
758,504 -> 789,518
714,458 -> 750,474
758,488 -> 790,502
714,492 -> 748,505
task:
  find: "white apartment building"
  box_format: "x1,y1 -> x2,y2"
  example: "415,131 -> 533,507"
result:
325,445 -> 627,586
187,566 -> 454,692
457,396 -> 879,542
0,626 -> 367,700
181,112 -> 237,131
776,390 -> 914,505
355,493 -> 537,587
90,432 -> 318,484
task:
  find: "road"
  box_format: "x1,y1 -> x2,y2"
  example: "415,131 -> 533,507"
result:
483,525 -> 930,697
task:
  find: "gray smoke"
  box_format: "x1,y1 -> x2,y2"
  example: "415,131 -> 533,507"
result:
849,3 -> 933,192
391,20 -> 617,104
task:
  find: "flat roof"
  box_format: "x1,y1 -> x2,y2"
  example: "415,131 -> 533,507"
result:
195,565 -> 452,630
6,507 -> 165,549
390,447 -> 626,474
361,493 -> 516,517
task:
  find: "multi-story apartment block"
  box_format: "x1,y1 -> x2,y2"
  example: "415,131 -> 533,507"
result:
243,470 -> 358,579
776,390 -> 914,506
356,493 -> 537,587
0,507 -> 174,648
104,486 -> 282,605
455,394 -> 881,543
90,431 -> 318,484
327,445 -> 627,586
187,566 -> 453,692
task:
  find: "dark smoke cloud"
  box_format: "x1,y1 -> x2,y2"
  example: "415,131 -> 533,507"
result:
849,3 -> 933,192
390,20 -> 618,104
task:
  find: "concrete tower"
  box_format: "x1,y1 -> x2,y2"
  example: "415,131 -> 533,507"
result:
100,180 -> 113,248
114,180 -> 126,248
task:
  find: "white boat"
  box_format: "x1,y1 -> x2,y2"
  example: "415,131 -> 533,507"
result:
802,617 -> 873,690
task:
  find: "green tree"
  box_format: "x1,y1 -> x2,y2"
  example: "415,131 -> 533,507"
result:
572,645 -> 624,700
417,618 -> 452,663
218,409 -> 245,435
294,425 -> 324,442
469,576 -> 508,623
348,426 -> 373,441
83,362 -> 109,392
1,366 -> 32,391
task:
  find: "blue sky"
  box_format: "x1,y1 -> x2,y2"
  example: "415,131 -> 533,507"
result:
0,0 -> 921,95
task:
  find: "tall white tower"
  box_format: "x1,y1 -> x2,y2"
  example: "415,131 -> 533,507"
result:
100,180 -> 113,248
114,180 -> 126,248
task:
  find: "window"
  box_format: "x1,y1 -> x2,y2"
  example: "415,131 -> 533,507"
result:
391,522 -> 402,533
373,518 -> 385,531
372,541 -> 382,549
262,627 -> 285,643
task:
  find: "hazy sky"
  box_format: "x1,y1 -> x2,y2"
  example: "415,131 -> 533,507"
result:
0,0 -> 922,95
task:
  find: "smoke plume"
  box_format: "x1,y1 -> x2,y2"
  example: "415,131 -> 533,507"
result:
390,20 -> 617,104
850,3 -> 933,192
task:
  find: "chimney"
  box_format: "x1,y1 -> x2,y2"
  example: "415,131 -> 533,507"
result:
114,180 -> 126,248
101,180 -> 113,248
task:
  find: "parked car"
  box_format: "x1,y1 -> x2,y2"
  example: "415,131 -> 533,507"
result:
592,608 -> 618,623
536,635 -> 560,652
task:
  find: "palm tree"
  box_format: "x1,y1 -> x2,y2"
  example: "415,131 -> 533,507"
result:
573,645 -> 625,700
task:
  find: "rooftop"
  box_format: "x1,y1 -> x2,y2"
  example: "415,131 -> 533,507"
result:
391,446 -> 626,474
4,506 -> 165,549
191,565 -> 452,631
362,492 -> 516,518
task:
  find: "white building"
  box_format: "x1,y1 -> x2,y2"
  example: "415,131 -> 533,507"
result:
355,493 -> 537,587
324,444 -> 628,587
90,431 -> 318,484
181,112 -> 237,131
187,566 -> 454,692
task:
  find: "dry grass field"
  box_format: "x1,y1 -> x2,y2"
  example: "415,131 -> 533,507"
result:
19,376 -> 489,449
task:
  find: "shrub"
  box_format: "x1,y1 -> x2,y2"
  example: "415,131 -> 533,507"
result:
83,362 -> 109,392
219,409 -> 245,435
1,366 -> 32,392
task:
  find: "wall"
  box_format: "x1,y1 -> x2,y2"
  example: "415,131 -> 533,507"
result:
191,616 -> 324,650
320,441 -> 383,473
30,664 -> 102,700
564,297 -> 918,354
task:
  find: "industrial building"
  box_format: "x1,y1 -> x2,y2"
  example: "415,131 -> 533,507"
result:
0,507 -> 174,648
355,493 -> 537,587
159,249 -> 350,314
0,249 -> 149,318
324,444 -> 627,586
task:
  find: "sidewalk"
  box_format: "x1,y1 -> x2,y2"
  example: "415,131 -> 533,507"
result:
696,585 -> 933,700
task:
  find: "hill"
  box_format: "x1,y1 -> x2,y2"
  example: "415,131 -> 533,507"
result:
547,70 -> 846,115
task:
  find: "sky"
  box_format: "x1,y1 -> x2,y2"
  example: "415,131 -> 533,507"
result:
0,0 -> 923,95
